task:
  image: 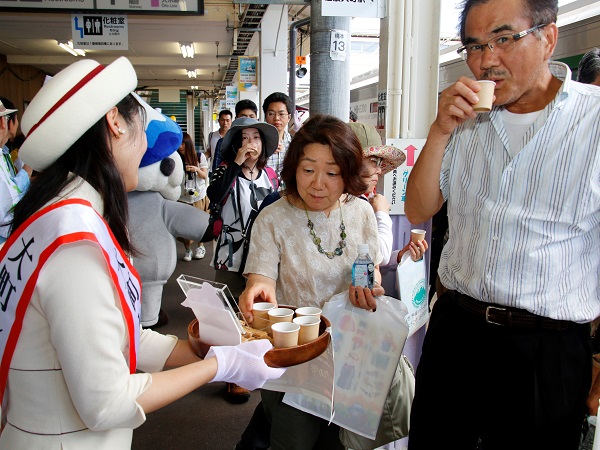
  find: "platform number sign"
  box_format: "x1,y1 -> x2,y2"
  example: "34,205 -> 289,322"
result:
330,29 -> 348,61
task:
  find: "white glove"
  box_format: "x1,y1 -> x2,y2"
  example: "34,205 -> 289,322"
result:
205,339 -> 286,390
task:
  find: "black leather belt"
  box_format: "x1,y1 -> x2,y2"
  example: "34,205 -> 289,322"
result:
450,290 -> 572,331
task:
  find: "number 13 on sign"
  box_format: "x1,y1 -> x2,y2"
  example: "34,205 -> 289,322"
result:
330,29 -> 348,61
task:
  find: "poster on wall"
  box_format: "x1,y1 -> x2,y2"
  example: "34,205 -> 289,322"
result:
226,86 -> 238,110
383,139 -> 426,215
238,56 -> 258,91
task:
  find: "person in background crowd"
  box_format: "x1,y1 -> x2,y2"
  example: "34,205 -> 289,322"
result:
405,1 -> 600,449
205,109 -> 232,173
207,117 -> 280,404
348,121 -> 427,265
0,97 -> 32,242
262,92 -> 293,181
349,110 -> 358,122
577,47 -> 600,86
235,99 -> 259,119
239,115 -> 385,450
178,132 -> 209,261
0,57 -> 284,449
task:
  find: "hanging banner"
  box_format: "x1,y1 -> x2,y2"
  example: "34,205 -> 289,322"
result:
383,139 -> 426,215
202,99 -> 209,112
71,14 -> 128,50
322,0 -> 386,18
238,56 -> 258,91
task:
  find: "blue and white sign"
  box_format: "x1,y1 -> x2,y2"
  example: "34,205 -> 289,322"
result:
72,14 -> 128,51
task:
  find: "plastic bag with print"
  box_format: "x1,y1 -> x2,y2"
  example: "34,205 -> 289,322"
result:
265,292 -> 409,441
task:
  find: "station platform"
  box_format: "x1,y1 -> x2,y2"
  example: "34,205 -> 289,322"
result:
132,243 -> 259,450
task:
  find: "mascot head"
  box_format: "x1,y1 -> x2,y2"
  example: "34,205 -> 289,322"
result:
134,92 -> 184,201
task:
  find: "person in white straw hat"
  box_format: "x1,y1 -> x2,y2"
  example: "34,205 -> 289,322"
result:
0,57 -> 284,449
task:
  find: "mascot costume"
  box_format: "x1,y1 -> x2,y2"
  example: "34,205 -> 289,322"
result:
128,95 -> 210,328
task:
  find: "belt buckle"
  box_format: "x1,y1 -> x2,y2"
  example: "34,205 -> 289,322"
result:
485,305 -> 507,326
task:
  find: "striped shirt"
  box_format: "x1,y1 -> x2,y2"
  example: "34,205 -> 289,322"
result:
266,130 -> 292,179
439,61 -> 600,323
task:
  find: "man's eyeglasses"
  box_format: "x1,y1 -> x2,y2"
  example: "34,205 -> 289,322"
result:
457,24 -> 547,59
266,111 -> 290,119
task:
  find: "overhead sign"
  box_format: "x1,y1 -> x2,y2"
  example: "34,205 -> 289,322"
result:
0,0 -> 94,9
72,14 -> 128,51
0,0 -> 202,13
322,0 -> 386,18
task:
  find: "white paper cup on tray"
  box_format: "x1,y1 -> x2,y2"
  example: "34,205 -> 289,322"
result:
268,307 -> 294,323
293,315 -> 321,345
473,80 -> 495,112
294,306 -> 322,319
252,302 -> 275,330
271,322 -> 300,348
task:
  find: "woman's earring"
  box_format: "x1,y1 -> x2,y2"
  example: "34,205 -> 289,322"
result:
118,128 -> 127,135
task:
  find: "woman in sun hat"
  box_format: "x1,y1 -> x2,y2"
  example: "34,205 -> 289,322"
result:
0,57 -> 284,449
347,121 -> 427,265
207,117 -> 279,299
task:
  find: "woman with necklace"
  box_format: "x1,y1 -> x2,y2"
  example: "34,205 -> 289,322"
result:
238,115 -> 385,449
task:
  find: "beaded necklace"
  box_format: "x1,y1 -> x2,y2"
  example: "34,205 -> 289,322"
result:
305,200 -> 347,259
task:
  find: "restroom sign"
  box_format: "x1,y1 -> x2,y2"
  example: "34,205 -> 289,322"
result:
71,14 -> 129,51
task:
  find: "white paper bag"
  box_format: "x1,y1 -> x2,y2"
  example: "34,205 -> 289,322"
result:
396,254 -> 429,337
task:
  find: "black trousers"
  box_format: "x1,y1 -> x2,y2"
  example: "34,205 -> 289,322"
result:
408,292 -> 591,450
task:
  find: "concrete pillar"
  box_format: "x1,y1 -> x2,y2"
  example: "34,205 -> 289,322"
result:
309,0 -> 351,120
259,4 -> 289,107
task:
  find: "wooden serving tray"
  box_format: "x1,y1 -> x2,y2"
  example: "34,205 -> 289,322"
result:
187,305 -> 331,368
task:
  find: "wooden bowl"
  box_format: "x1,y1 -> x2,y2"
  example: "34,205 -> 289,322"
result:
187,305 -> 331,368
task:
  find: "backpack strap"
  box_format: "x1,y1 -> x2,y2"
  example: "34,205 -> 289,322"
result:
264,166 -> 279,191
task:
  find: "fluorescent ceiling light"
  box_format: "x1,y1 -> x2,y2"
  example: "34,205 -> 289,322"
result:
190,85 -> 199,90
57,40 -> 85,57
187,69 -> 197,79
180,43 -> 195,58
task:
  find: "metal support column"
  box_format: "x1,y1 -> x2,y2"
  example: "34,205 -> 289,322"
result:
309,0 -> 351,119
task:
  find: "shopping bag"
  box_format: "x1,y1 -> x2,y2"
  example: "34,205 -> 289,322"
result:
396,253 -> 429,337
281,293 -> 410,441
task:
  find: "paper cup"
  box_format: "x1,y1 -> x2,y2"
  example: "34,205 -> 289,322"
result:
252,302 -> 275,330
473,80 -> 496,112
411,229 -> 426,244
294,306 -> 322,319
293,316 -> 321,345
271,322 -> 300,348
268,307 -> 294,323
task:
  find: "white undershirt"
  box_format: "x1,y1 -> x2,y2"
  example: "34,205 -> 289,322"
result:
501,108 -> 542,157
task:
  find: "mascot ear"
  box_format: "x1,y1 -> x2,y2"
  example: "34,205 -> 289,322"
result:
132,92 -> 183,169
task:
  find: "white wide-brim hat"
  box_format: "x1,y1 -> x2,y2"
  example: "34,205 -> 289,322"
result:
20,57 -> 137,172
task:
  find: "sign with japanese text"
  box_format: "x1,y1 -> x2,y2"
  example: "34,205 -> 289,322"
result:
322,0 -> 386,18
226,86 -> 238,110
0,0 -> 202,13
383,139 -> 426,215
238,56 -> 258,91
72,14 -> 128,50
330,29 -> 348,61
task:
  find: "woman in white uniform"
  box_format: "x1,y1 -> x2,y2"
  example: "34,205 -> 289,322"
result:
0,57 -> 283,449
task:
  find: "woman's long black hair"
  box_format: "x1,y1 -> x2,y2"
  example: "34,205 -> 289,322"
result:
10,94 -> 143,254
